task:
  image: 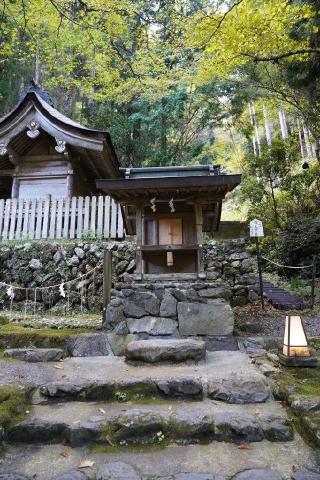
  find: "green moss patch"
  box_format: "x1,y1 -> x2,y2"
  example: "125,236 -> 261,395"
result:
0,385 -> 29,439
0,324 -> 93,349
274,365 -> 320,400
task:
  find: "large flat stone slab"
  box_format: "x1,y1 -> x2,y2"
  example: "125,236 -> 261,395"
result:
178,301 -> 234,336
3,348 -> 64,363
125,339 -> 206,363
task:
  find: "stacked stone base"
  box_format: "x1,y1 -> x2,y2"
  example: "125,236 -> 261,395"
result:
104,280 -> 234,337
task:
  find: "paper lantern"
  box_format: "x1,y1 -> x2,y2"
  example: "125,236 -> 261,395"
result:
283,315 -> 310,357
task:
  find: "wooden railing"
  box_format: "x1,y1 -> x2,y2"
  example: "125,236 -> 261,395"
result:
0,196 -> 124,241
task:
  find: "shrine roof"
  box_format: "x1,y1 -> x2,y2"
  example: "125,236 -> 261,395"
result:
0,81 -> 120,179
96,170 -> 241,202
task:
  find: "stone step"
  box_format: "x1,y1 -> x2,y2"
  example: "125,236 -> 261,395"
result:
1,436 -> 316,480
3,348 -> 65,362
125,339 -> 206,363
8,399 -> 293,447
32,354 -> 271,405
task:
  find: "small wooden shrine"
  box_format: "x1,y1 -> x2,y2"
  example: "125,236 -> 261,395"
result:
97,165 -> 241,279
0,81 -> 120,199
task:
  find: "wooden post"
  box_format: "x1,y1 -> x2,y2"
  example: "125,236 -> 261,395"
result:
103,250 -> 112,323
135,205 -> 143,280
311,255 -> 317,310
194,203 -> 206,279
255,237 -> 265,311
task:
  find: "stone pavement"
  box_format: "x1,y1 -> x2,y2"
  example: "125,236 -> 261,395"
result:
0,351 -> 320,479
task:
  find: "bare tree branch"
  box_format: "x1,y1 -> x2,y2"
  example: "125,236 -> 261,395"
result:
241,49 -> 320,63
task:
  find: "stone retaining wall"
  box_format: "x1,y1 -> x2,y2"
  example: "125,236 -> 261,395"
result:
105,281 -> 235,336
0,239 -> 257,313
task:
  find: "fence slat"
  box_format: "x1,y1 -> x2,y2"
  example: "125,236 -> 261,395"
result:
103,196 -> 110,239
110,198 -> 117,238
56,198 -> 64,239
63,198 -> 70,238
83,196 -> 90,233
49,198 -> 57,239
2,199 -> 11,241
117,203 -> 124,238
0,195 -> 122,241
90,196 -> 97,234
9,198 -> 17,240
15,199 -> 24,240
97,196 -> 104,236
42,197 -> 50,239
69,197 -> 77,239
77,196 -> 84,239
22,199 -> 30,239
0,199 -> 5,240
35,200 -> 43,240
28,199 -> 37,240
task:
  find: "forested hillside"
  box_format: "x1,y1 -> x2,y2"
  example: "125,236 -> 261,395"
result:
1,0 -> 319,265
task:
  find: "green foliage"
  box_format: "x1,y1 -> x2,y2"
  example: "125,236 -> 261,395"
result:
0,386 -> 29,438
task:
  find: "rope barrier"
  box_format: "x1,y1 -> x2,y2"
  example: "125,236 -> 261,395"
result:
0,261 -> 103,292
261,256 -> 313,270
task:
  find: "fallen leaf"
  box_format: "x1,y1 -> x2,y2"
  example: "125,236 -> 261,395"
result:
105,436 -> 114,446
292,465 -> 298,473
98,408 -> 106,415
60,451 -> 69,458
73,420 -> 81,424
79,460 -> 95,469
211,401 -> 218,405
25,410 -> 30,414
237,444 -> 250,450
54,365 -> 63,370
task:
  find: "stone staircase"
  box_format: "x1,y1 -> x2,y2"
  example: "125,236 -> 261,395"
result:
1,343 -> 319,479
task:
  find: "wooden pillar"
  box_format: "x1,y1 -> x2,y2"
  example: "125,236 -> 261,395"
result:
135,205 -> 143,280
11,176 -> 19,199
194,203 -> 206,279
103,250 -> 112,323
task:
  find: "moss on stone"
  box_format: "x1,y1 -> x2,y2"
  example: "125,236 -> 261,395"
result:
0,324 -> 94,349
0,385 -> 29,439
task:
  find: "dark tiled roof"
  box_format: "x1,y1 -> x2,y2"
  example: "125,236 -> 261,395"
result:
19,79 -> 54,106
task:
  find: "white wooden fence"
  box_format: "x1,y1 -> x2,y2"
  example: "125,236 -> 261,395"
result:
0,196 -> 124,241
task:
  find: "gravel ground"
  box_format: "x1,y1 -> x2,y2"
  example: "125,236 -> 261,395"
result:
236,305 -> 320,337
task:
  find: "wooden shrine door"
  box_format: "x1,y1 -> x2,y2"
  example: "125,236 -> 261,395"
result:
158,218 -> 183,245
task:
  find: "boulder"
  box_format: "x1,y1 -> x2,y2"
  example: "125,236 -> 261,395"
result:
178,301 -> 234,336
214,412 -> 263,443
66,255 -> 80,267
4,348 -> 64,362
291,471 -> 320,480
290,395 -> 320,415
198,286 -> 232,300
207,376 -> 270,404
66,333 -> 111,357
125,339 -> 206,363
123,291 -> 160,317
127,317 -> 178,335
0,476 -> 32,480
260,414 -> 293,441
74,247 -> 85,259
108,410 -> 164,441
173,474 -> 218,480
160,291 -> 178,317
157,377 -> 203,397
52,470 -> 95,480
28,258 -> 42,270
97,461 -> 141,480
103,304 -> 125,330
232,470 -> 282,480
